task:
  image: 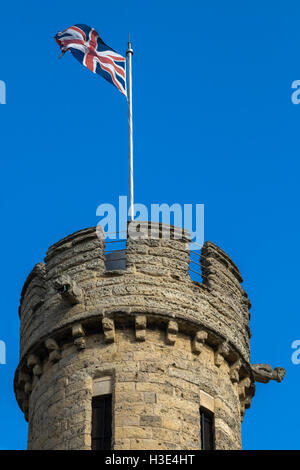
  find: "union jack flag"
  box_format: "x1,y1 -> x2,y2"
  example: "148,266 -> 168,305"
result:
55,24 -> 127,96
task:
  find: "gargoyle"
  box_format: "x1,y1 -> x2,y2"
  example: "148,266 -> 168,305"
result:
251,363 -> 286,384
52,274 -> 83,305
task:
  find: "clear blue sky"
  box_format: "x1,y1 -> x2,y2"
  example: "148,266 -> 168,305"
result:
0,0 -> 299,450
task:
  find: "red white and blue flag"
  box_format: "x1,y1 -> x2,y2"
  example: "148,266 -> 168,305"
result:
55,24 -> 127,96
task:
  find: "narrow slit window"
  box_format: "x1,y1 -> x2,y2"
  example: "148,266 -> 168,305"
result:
92,395 -> 112,450
200,407 -> 215,450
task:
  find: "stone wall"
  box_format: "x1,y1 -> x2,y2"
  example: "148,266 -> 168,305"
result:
27,329 -> 242,450
14,222 -> 254,450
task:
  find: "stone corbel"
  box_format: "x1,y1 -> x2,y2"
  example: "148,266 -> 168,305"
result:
240,403 -> 246,421
33,364 -> 43,377
53,273 -> 83,306
240,395 -> 252,422
24,382 -> 32,393
192,330 -> 208,354
27,353 -> 43,378
135,315 -> 147,342
166,320 -> 178,346
18,370 -> 32,394
230,358 -> 242,383
242,395 -> 252,410
45,338 -> 61,364
16,390 -> 26,407
214,341 -> 230,367
18,370 -> 31,387
251,364 -> 286,384
72,323 -> 86,350
102,318 -> 115,343
238,377 -> 251,400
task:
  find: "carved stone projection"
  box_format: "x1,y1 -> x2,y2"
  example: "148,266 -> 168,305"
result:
53,273 -> 83,305
251,364 -> 286,384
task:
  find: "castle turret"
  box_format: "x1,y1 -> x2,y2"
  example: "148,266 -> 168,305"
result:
14,222 -> 285,450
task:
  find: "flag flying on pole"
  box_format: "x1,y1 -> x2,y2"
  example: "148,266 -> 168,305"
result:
55,24 -> 127,96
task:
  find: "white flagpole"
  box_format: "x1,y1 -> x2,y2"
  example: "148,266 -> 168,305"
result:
126,34 -> 134,221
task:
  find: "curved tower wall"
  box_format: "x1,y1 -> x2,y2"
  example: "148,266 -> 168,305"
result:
14,223 -> 254,450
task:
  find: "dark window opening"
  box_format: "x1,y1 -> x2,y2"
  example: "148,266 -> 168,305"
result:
92,395 -> 112,450
200,407 -> 215,450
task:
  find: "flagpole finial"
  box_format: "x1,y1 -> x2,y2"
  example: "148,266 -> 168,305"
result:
127,33 -> 133,55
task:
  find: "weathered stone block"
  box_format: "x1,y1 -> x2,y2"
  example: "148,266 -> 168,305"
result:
140,415 -> 162,427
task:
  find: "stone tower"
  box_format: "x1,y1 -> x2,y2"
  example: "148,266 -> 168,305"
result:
14,222 -> 285,450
